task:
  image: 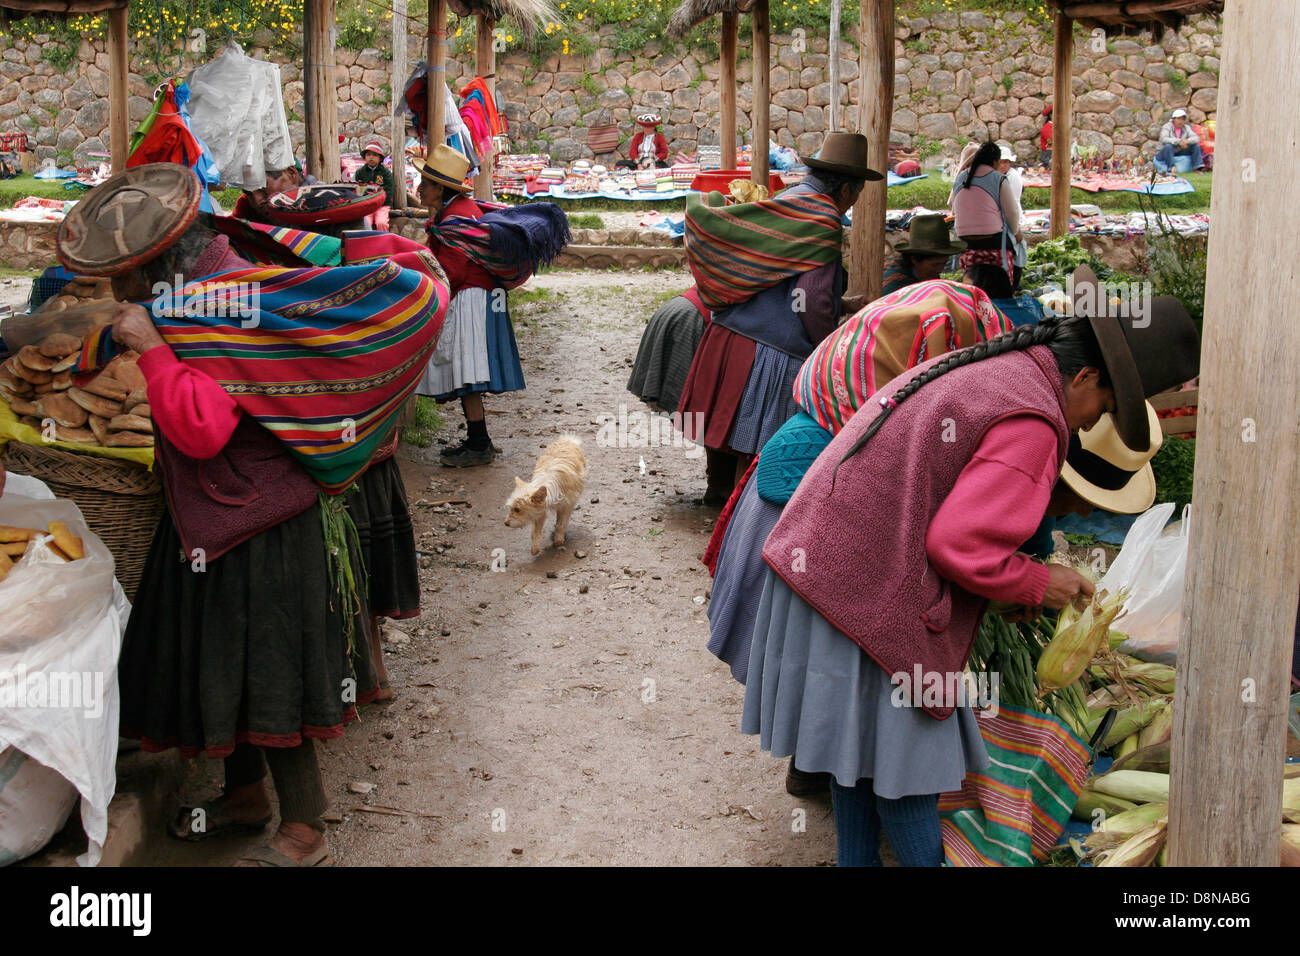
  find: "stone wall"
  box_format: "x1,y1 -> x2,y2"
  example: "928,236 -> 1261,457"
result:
0,9 -> 1220,170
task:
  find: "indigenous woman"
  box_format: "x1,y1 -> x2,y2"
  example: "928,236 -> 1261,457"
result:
741,271 -> 1194,866
58,165 -> 447,866
951,141 -> 1023,287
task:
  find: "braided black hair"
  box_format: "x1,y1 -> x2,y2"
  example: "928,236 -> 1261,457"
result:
962,141 -> 1003,189
834,315 -> 1110,472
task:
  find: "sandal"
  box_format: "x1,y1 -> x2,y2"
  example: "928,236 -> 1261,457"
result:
168,799 -> 272,842
235,843 -> 332,867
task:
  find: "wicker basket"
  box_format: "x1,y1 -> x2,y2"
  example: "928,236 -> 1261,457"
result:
2,441 -> 163,600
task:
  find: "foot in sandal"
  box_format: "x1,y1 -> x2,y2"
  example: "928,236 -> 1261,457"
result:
235,822 -> 331,867
169,781 -> 273,841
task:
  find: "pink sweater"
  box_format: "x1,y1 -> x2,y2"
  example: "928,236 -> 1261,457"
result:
951,164 -> 1021,237
925,414 -> 1055,607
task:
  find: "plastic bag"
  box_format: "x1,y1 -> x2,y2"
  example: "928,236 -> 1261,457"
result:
1098,502 -> 1188,664
0,493 -> 124,865
0,747 -> 79,865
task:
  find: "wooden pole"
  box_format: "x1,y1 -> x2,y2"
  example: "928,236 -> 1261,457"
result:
1167,0 -> 1300,868
1050,12 -> 1073,238
107,4 -> 129,173
720,10 -> 737,169
303,0 -> 340,181
474,14 -> 496,200
828,0 -> 841,131
427,0 -> 448,150
847,0 -> 893,303
751,0 -> 770,186
392,0 -> 407,212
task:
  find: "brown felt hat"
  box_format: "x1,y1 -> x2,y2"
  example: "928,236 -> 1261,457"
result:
800,132 -> 884,182
894,214 -> 966,257
57,163 -> 202,277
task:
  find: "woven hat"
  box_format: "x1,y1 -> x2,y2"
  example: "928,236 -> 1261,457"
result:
411,144 -> 473,193
264,182 -> 386,226
635,113 -> 662,127
361,140 -> 387,159
800,132 -> 883,181
57,162 -> 201,277
1061,402 -> 1162,514
894,214 -> 966,257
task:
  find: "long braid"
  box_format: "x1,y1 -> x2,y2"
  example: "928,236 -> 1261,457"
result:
832,317 -> 1068,480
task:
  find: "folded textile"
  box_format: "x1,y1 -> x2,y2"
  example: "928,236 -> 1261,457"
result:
429,200 -> 571,290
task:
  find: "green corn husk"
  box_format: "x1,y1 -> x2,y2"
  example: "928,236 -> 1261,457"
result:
1072,789 -> 1137,823
1087,769 -> 1170,804
1037,588 -> 1127,693
1120,661 -> 1177,695
1083,801 -> 1169,853
1115,733 -> 1139,758
1096,818 -> 1168,867
1109,739 -> 1171,774
1285,776 -> 1300,824
1102,702 -> 1163,749
1137,699 -> 1174,749
1107,629 -> 1129,650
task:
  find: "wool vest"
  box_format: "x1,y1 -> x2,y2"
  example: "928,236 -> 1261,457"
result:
156,416 -> 321,563
762,344 -> 1069,719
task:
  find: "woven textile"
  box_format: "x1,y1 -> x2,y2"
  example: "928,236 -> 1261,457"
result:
78,233 -> 449,493
939,704 -> 1090,866
427,201 -> 570,291
684,190 -> 843,312
794,280 -> 1012,434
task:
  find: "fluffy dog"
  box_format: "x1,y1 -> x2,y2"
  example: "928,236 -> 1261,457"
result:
504,435 -> 587,554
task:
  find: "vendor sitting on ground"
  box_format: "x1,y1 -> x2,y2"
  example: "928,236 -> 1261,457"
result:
1153,108 -> 1204,173
617,113 -> 669,170
881,214 -> 966,296
233,162 -> 319,223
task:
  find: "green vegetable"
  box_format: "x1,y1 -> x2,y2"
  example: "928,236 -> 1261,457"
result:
1150,435 -> 1195,511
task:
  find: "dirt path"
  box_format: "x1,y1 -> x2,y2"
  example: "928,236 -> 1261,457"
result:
162,268 -> 837,866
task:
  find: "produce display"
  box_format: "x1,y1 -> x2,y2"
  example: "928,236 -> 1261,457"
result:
0,519 -> 86,581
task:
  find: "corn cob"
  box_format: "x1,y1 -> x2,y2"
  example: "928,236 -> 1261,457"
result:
1037,588 -> 1127,693
1102,701 -> 1162,749
1096,817 -> 1168,867
1285,776 -> 1300,824
1137,699 -> 1174,749
1109,739 -> 1171,774
1119,661 -> 1177,695
1087,769 -> 1170,804
1072,789 -> 1137,823
1116,733 -> 1140,758
1083,802 -> 1166,854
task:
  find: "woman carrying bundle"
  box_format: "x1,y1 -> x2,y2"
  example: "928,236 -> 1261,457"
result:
951,141 -> 1023,290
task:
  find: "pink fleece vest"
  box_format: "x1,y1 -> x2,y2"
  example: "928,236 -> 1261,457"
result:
762,344 -> 1069,719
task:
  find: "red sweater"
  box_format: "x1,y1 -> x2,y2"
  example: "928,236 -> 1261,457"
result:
429,194 -> 496,293
630,131 -> 669,162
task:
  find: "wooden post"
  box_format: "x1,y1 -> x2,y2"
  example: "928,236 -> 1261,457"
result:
847,0 -> 893,303
720,10 -> 737,169
828,0 -> 841,131
1167,0 -> 1300,868
1050,12 -> 1073,238
392,0 -> 407,211
107,4 -> 129,173
427,0 -> 448,150
751,0 -> 770,186
474,14 -> 496,200
303,0 -> 340,181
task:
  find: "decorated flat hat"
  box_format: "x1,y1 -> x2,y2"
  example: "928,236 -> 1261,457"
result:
57,162 -> 201,276
635,112 -> 662,127
411,144 -> 473,193
264,183 -> 386,226
894,214 -> 966,257
1061,401 -> 1163,514
800,132 -> 884,181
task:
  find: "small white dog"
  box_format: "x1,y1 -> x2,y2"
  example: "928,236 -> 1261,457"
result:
504,435 -> 587,554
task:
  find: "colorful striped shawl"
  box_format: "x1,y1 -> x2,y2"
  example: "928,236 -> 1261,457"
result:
794,279 -> 1012,434
684,190 -> 843,312
427,200 -> 570,290
939,704 -> 1090,866
79,234 -> 448,493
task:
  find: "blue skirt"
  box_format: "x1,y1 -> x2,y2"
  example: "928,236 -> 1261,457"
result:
726,343 -> 802,456
741,570 -> 990,796
417,286 -> 525,401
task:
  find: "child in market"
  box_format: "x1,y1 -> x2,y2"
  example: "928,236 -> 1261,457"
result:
356,141 -> 397,231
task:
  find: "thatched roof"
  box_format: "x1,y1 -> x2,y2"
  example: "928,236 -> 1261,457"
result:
0,0 -> 124,21
1048,1 -> 1223,35
666,0 -> 757,39
447,0 -> 563,39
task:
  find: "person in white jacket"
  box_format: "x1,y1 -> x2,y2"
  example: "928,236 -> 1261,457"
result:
996,143 -> 1027,290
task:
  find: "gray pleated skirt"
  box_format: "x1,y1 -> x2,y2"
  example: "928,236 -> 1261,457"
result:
725,343 -> 802,456
741,569 -> 990,797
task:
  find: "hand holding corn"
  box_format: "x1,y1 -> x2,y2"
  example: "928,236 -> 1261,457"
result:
1041,563 -> 1096,611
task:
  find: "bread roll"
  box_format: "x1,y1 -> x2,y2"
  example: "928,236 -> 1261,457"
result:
0,525 -> 34,543
19,415 -> 43,429
39,332 -> 82,358
54,424 -> 99,445
51,370 -> 72,390
34,394 -> 89,428
122,387 -> 149,412
112,359 -> 146,393
133,403 -> 151,419
10,396 -> 38,417
83,373 -> 128,401
50,353 -> 79,373
67,387 -> 122,419
87,414 -> 110,444
33,382 -> 55,395
108,413 -> 153,434
0,365 -> 27,392
105,430 -> 154,448
18,345 -> 57,372
8,358 -> 52,386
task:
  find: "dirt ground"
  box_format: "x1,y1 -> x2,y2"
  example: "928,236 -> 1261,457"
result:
155,268 -> 839,866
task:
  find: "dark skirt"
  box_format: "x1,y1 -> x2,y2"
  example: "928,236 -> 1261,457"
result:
677,323 -> 757,449
119,503 -> 379,759
725,343 -> 803,456
627,294 -> 706,414
347,455 -> 421,620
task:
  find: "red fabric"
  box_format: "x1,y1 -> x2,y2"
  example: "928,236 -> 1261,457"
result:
138,344 -> 242,460
676,323 -> 757,449
127,86 -> 203,169
925,415 -> 1057,606
1041,120 -> 1053,151
702,455 -> 759,575
680,285 -> 708,323
630,131 -> 669,162
429,194 -> 497,293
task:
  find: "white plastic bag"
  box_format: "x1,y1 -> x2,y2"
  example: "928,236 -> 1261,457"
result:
0,493 -> 123,866
0,746 -> 79,866
1098,502 -> 1189,665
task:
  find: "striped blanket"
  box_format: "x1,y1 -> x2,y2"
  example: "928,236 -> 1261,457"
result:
794,280 -> 1011,434
684,190 -> 843,312
939,704 -> 1090,866
78,234 -> 449,493
428,200 -> 571,290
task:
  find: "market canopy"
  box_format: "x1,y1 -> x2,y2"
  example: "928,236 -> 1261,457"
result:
665,0 -> 756,38
445,0 -> 562,38
0,0 -> 125,23
1045,1 -> 1225,34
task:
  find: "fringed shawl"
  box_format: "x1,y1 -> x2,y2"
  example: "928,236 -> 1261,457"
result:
427,200 -> 571,290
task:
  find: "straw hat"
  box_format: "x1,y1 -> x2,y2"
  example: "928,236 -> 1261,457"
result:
56,163 -> 201,277
264,183 -> 386,227
411,144 -> 473,193
800,132 -> 883,181
1061,402 -> 1163,514
894,214 -> 966,257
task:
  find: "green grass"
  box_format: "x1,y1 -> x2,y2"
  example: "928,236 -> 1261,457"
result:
0,174 -> 80,209
567,213 -> 607,230
400,396 -> 446,449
